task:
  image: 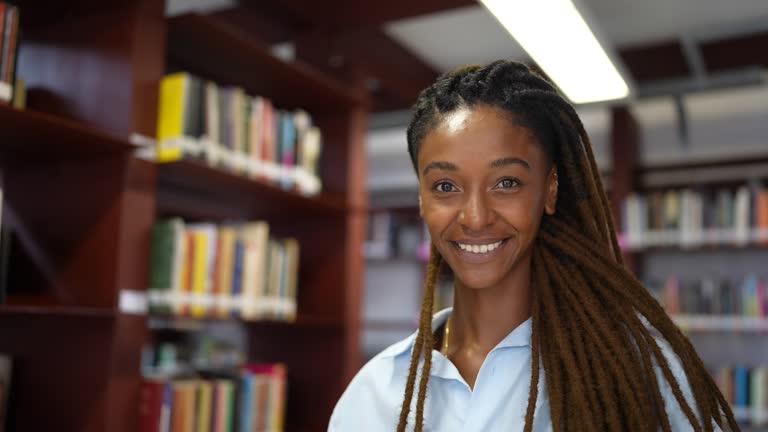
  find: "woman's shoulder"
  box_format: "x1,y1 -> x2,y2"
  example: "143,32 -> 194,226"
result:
651,335 -> 725,431
328,334 -> 416,431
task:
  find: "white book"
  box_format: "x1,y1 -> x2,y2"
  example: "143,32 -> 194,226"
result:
240,222 -> 270,320
734,186 -> 751,246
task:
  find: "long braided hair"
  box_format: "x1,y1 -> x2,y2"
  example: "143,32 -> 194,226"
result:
398,60 -> 738,432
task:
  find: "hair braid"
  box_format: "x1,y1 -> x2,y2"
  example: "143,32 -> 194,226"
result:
401,60 -> 739,432
398,243 -> 442,432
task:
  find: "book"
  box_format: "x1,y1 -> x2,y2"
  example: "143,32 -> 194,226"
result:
186,224 -> 218,318
240,222 -> 270,320
147,219 -> 299,322
171,381 -> 196,432
215,227 -> 237,318
622,184 -> 768,249
156,72 -> 204,162
751,367 -> 767,426
139,378 -> 169,432
734,367 -> 750,421
154,73 -> 324,194
0,355 -> 10,432
148,219 -> 184,315
195,381 -> 213,432
0,4 -> 20,104
282,238 -> 300,321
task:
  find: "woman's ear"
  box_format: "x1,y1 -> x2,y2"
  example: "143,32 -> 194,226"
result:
545,168 -> 558,215
418,195 -> 423,217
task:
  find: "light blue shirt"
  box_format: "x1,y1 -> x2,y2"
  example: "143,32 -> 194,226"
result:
329,308 -> 720,431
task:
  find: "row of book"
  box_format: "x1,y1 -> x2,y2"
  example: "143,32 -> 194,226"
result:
622,184 -> 768,249
713,365 -> 768,426
142,337 -> 245,378
648,275 -> 767,317
140,363 -> 287,432
364,211 -> 430,261
148,219 -> 299,322
0,3 -> 19,105
155,72 -> 323,195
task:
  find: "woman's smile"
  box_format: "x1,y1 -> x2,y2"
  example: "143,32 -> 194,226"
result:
450,238 -> 512,263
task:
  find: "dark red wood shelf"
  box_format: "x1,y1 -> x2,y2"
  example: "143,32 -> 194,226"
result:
156,159 -> 349,220
148,313 -> 343,331
0,104 -> 137,158
166,13 -> 365,112
0,304 -> 117,318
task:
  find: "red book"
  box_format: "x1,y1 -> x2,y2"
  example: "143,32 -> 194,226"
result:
139,378 -> 166,432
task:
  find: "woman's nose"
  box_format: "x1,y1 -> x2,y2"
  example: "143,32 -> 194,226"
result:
458,191 -> 495,231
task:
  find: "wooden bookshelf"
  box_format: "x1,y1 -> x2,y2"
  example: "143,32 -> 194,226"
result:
0,304 -> 118,318
156,159 -> 349,220
0,1 -> 367,431
673,315 -> 768,332
148,314 -> 344,332
620,228 -> 768,251
0,104 -> 137,157
166,13 -> 364,112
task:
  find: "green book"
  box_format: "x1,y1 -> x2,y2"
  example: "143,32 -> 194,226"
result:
147,218 -> 184,315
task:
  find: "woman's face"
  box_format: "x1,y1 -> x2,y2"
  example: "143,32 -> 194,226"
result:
417,104 -> 558,290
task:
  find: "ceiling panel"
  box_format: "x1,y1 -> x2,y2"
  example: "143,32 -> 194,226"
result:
619,41 -> 690,82
384,5 -> 527,73
583,0 -> 768,46
702,31 -> 768,72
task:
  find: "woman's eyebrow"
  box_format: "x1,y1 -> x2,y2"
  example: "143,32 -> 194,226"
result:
489,157 -> 531,170
422,161 -> 458,176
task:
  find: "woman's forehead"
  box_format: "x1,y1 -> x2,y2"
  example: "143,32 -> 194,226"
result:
418,106 -> 543,164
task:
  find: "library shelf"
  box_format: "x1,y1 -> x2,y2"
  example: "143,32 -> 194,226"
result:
620,228 -> 768,252
156,159 -> 349,219
166,13 -> 364,112
672,315 -> 768,332
0,104 -> 137,158
732,406 -> 768,428
0,3 -> 368,430
148,313 -> 344,332
0,304 -> 118,318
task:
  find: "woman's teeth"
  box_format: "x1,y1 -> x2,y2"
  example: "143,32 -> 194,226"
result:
457,240 -> 503,254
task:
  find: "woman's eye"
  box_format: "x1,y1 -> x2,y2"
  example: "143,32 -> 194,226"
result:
496,178 -> 520,189
435,182 -> 456,193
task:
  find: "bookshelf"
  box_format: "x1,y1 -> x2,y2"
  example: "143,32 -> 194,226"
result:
0,1 -> 367,431
0,104 -> 138,156
672,315 -> 768,333
611,110 -> 768,429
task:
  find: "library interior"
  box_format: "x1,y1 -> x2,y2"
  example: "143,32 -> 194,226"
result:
0,0 -> 766,431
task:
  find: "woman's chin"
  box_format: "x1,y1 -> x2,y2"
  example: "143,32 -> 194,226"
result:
453,271 -> 505,290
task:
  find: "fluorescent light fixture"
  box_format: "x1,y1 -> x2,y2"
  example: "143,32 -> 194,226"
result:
479,0 -> 631,104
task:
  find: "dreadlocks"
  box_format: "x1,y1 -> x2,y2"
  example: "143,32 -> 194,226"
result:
398,60 -> 738,432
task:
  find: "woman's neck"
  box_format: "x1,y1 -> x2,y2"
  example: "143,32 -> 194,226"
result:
448,255 -> 533,356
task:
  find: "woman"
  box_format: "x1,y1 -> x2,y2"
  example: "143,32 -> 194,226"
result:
330,61 -> 737,431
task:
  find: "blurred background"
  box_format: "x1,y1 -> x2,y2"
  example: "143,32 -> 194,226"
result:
0,0 -> 766,431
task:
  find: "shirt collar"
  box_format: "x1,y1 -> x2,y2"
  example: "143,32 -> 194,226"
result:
380,307 -> 532,360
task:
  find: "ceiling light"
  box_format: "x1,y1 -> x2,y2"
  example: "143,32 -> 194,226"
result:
479,0 -> 632,104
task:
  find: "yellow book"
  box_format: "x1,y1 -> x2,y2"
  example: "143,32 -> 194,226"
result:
190,230 -> 208,318
196,381 -> 213,432
175,231 -> 194,316
156,72 -> 187,162
216,227 -> 237,318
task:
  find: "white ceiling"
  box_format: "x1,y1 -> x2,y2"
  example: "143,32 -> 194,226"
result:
385,6 -> 528,72
385,1 -> 768,73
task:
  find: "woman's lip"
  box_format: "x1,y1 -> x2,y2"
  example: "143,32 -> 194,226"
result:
450,239 -> 509,263
452,239 -> 506,245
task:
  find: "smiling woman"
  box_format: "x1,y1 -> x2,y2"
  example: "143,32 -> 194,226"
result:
329,61 -> 738,432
